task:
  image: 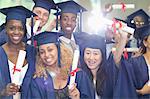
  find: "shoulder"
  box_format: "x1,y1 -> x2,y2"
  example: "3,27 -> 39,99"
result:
76,68 -> 90,81
127,55 -> 144,65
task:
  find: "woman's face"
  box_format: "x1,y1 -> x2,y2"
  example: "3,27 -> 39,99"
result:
6,20 -> 24,44
39,43 -> 58,67
84,48 -> 102,70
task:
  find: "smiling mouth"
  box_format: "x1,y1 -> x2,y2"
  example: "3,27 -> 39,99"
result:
66,27 -> 72,31
88,61 -> 97,65
12,36 -> 20,40
45,58 -> 52,63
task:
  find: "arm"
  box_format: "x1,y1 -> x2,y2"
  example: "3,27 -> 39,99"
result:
112,30 -> 129,66
136,83 -> 150,95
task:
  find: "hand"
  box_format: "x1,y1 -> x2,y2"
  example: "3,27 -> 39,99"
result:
119,29 -> 130,42
68,83 -> 80,99
46,16 -> 60,31
104,3 -> 113,13
132,47 -> 142,58
1,83 -> 19,96
136,83 -> 150,95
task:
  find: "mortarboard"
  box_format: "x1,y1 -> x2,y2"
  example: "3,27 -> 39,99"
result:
134,24 -> 150,40
0,6 -> 36,24
81,35 -> 106,58
33,0 -> 56,11
127,9 -> 150,26
34,31 -> 62,46
56,0 -> 87,32
35,31 -> 63,67
56,0 -> 87,14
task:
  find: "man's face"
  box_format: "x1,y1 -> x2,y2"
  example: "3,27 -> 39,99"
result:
133,16 -> 145,28
60,13 -> 77,36
33,7 -> 50,28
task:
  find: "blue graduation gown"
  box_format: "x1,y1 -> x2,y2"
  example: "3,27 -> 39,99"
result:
31,69 -> 95,99
0,29 -> 8,46
101,54 -> 119,99
114,55 -> 150,99
0,45 -> 36,99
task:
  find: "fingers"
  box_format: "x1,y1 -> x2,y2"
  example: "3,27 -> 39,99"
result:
4,83 -> 19,96
68,83 -> 80,99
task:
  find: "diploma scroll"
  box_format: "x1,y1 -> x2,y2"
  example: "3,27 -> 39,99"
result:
112,47 -> 139,52
112,4 -> 135,9
12,50 -> 26,85
69,46 -> 80,89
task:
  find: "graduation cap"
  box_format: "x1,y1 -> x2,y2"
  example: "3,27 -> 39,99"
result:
127,9 -> 149,27
56,0 -> 87,14
134,24 -> 150,40
81,35 -> 106,58
35,31 -> 63,67
33,0 -> 56,11
56,0 -> 87,32
0,6 -> 36,24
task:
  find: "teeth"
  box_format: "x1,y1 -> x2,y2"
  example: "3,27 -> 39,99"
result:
88,61 -> 95,65
46,59 -> 51,62
13,37 -> 20,40
66,27 -> 71,30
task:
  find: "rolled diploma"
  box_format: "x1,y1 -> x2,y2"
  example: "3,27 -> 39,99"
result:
112,4 -> 135,9
103,18 -> 135,35
12,50 -> 26,85
69,47 -> 80,89
112,47 -> 139,52
33,20 -> 41,34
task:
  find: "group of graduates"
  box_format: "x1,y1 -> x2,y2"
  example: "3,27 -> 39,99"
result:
0,0 -> 150,99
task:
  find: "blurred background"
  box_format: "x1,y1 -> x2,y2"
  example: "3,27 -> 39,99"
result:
0,0 -> 149,35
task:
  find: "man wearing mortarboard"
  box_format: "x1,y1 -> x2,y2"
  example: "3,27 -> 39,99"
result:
126,9 -> 150,56
55,0 -> 89,54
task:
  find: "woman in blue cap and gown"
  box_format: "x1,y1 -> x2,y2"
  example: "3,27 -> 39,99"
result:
79,34 -> 119,99
113,24 -> 150,98
0,6 -> 36,99
30,31 -> 95,99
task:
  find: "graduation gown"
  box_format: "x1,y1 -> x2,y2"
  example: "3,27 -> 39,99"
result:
101,54 -> 119,99
30,69 -> 95,99
0,29 -> 8,46
114,55 -> 150,99
0,45 -> 36,99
